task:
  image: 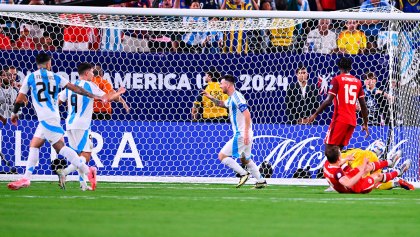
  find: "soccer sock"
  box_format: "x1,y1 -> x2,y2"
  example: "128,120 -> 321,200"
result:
372,160 -> 389,172
377,181 -> 394,190
63,164 -> 77,176
382,171 -> 398,183
246,160 -> 265,182
23,147 -> 39,180
78,169 -> 88,188
221,157 -> 247,176
59,146 -> 89,174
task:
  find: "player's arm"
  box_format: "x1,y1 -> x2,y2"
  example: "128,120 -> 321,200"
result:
65,83 -> 105,101
305,94 -> 334,123
10,93 -> 28,126
242,109 -> 251,145
358,97 -> 369,137
117,95 -> 130,113
339,158 -> 368,188
104,87 -> 126,102
201,90 -> 226,108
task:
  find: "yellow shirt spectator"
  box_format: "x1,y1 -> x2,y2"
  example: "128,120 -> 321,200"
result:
270,19 -> 295,47
337,30 -> 367,55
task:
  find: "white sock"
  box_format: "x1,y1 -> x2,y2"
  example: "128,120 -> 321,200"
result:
23,147 -> 39,180
63,164 -> 77,176
63,156 -> 87,176
78,169 -> 88,188
59,146 -> 89,174
246,160 -> 265,182
221,157 -> 247,176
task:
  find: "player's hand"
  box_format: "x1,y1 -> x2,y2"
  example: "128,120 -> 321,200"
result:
10,113 -> 19,126
123,103 -> 130,113
244,133 -> 250,145
100,95 -> 109,103
117,87 -> 126,94
362,124 -> 369,138
0,116 -> 7,126
200,90 -> 211,98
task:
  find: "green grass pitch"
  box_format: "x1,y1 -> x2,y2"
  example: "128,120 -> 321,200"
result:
0,182 -> 419,237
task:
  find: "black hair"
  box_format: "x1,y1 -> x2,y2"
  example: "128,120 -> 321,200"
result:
364,71 -> 376,80
77,62 -> 94,76
296,63 -> 307,73
325,146 -> 341,163
221,74 -> 235,84
337,57 -> 352,72
207,67 -> 221,82
35,53 -> 51,65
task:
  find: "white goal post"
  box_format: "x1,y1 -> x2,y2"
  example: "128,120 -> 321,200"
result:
0,4 -> 419,188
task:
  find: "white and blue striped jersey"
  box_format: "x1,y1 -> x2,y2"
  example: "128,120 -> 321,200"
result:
224,91 -> 252,134
101,28 -> 123,51
59,80 -> 105,131
19,68 -> 69,122
182,16 -> 208,46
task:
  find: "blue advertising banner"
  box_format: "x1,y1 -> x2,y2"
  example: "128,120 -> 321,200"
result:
0,51 -> 392,124
1,121 -> 418,181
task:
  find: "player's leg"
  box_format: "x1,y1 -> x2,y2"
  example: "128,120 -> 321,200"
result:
238,136 -> 266,189
219,137 -> 249,188
7,127 -> 45,190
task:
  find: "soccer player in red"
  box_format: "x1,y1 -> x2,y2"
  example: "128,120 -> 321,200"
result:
323,146 -> 412,194
305,57 -> 369,156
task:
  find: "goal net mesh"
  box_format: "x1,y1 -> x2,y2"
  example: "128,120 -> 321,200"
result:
0,5 -> 418,184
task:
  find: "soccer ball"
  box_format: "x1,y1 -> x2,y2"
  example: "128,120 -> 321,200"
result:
367,140 -> 386,157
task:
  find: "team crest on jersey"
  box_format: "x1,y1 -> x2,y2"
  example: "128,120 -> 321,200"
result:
368,179 -> 373,184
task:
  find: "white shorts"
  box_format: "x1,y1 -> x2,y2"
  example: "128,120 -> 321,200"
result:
62,41 -> 89,51
220,133 -> 253,159
66,129 -> 92,153
34,118 -> 65,145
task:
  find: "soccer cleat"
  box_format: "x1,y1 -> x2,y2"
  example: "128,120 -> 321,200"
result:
397,159 -> 411,177
236,172 -> 250,188
398,179 -> 415,191
253,180 -> 267,189
7,178 -> 30,190
324,186 -> 336,192
56,169 -> 66,190
87,167 -> 97,191
80,184 -> 93,191
387,150 -> 402,168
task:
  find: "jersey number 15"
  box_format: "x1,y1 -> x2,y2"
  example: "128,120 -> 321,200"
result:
344,84 -> 357,105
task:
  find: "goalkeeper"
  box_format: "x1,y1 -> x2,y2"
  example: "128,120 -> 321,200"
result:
341,140 -> 414,191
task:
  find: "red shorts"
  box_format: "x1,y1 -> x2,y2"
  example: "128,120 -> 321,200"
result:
324,120 -> 355,147
351,176 -> 375,194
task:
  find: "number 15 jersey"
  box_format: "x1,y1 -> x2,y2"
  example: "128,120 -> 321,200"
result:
328,73 -> 364,126
20,68 -> 69,122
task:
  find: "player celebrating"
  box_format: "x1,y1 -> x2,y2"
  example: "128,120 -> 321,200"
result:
305,57 -> 369,155
201,75 -> 266,189
7,53 -> 105,190
56,63 -> 127,191
323,146 -> 412,194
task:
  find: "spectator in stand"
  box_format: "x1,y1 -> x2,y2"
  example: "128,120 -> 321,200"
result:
337,20 -> 367,55
91,65 -> 129,120
0,28 -> 12,50
6,65 -> 21,90
304,19 -> 337,54
201,17 -> 224,53
286,64 -> 319,124
61,14 -> 94,51
359,0 -> 390,52
15,27 -> 36,50
315,0 -> 335,11
336,0 -> 361,10
148,0 -> 179,52
122,30 -> 150,53
221,0 -> 259,54
37,32 -> 56,51
269,3 -> 294,52
397,0 -> 420,12
176,0 -> 207,53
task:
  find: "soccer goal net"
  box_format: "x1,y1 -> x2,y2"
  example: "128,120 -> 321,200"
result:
0,4 -> 418,186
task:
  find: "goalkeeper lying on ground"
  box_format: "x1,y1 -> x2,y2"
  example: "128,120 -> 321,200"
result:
339,140 -> 414,191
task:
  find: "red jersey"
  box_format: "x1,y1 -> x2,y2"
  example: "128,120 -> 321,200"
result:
323,160 -> 351,193
328,73 -> 364,126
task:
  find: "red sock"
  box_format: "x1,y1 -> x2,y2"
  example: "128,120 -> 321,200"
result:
372,160 -> 388,172
382,171 -> 398,182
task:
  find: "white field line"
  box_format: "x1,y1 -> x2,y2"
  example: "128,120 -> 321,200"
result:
1,194 -> 419,204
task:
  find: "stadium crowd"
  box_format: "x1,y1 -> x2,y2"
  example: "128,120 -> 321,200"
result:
0,0 -> 418,54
